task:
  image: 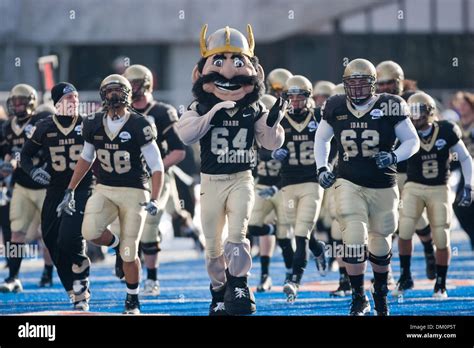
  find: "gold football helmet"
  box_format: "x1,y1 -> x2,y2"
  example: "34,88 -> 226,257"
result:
283,75 -> 312,113
376,60 -> 404,95
343,58 -> 376,104
200,24 -> 254,58
407,91 -> 436,127
99,74 -> 132,108
6,84 -> 38,120
331,83 -> 345,96
266,68 -> 293,97
260,94 -> 277,110
313,81 -> 336,97
123,64 -> 153,100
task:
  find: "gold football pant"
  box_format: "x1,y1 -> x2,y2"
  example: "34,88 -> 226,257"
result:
200,170 -> 254,290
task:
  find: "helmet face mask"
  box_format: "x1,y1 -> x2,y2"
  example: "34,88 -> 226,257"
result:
123,65 -> 154,102
408,92 -> 436,130
343,76 -> 375,105
100,75 -> 132,110
282,75 -> 312,114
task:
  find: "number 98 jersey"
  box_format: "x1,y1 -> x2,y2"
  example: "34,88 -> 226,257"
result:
82,112 -> 157,190
322,94 -> 408,188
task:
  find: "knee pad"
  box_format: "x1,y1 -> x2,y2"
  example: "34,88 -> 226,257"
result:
248,224 -> 274,237
431,225 -> 450,250
342,221 -> 367,246
415,225 -> 431,237
141,241 -> 161,255
369,251 -> 392,266
342,244 -> 367,264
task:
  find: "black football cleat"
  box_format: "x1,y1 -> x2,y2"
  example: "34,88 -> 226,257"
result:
349,292 -> 371,316
371,284 -> 390,316
224,269 -> 256,315
39,269 -> 53,288
123,293 -> 140,314
209,284 -> 228,316
257,274 -> 272,293
330,273 -> 351,297
392,275 -> 414,296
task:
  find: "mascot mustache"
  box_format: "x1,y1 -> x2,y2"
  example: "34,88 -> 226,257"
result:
193,71 -> 264,108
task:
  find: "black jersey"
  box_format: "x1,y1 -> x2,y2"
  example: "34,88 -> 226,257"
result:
255,147 -> 281,187
279,108 -> 319,187
28,115 -> 93,191
135,101 -> 184,158
3,114 -> 47,189
322,93 -> 408,188
82,111 -> 157,190
190,101 -> 262,175
406,121 -> 461,186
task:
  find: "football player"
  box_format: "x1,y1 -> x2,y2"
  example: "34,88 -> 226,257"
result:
313,81 -> 336,108
376,61 -> 436,282
123,64 -> 186,296
273,75 -> 327,302
314,58 -> 420,315
0,84 -> 52,293
57,74 -> 164,314
21,82 -> 93,310
266,68 -> 293,98
396,92 -> 473,298
248,94 -> 286,292
177,25 -> 286,315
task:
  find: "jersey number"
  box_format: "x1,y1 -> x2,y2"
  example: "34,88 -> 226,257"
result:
211,127 -> 248,155
97,149 -> 131,174
422,159 -> 438,179
257,160 -> 281,177
340,129 -> 379,159
49,145 -> 83,172
287,141 -> 314,165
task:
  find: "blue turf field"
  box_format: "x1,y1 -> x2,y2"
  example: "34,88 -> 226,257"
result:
1,236 -> 473,316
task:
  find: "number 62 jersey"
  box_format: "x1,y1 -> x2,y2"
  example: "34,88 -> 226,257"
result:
321,93 -> 408,188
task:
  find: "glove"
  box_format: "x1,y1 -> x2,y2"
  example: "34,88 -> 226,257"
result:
318,167 -> 336,189
140,199 -> 159,216
373,151 -> 397,169
0,162 -> 14,177
30,167 -> 51,186
458,185 -> 472,207
258,186 -> 278,200
271,148 -> 289,161
266,97 -> 288,127
56,189 -> 75,217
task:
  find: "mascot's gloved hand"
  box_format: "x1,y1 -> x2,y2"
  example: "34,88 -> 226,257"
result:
209,101 -> 236,118
266,97 -> 288,127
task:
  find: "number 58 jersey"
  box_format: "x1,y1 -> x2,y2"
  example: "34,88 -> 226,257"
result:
322,94 -> 408,188
82,112 -> 157,190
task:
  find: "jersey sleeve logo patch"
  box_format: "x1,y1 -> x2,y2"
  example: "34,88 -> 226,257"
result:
308,120 -> 318,132
336,114 -> 348,120
119,131 -> 132,143
25,125 -> 35,139
75,125 -> 82,135
370,109 -> 383,119
435,138 -> 447,150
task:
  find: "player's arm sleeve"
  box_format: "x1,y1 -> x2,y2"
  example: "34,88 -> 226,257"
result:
393,118 -> 420,162
450,140 -> 473,187
20,139 -> 43,174
254,109 -> 285,150
314,119 -> 335,170
141,141 -> 164,174
80,141 -> 96,162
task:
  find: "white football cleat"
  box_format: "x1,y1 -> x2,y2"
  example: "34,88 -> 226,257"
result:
0,278 -> 23,293
141,279 -> 160,296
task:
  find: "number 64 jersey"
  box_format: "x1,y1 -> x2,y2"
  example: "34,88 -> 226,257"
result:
321,93 -> 408,188
82,112 -> 157,190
